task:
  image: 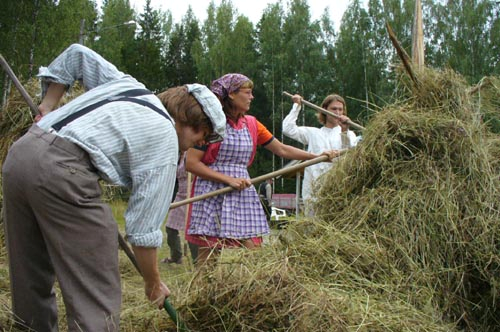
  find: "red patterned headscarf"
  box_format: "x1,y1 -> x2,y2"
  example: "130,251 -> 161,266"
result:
210,73 -> 251,100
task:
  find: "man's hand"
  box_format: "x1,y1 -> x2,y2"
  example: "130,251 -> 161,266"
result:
131,246 -> 171,309
338,114 -> 351,132
146,280 -> 171,309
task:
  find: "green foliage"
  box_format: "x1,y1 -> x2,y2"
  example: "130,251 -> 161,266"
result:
2,0 -> 499,165
163,7 -> 201,86
122,0 -> 166,92
91,0 -> 135,71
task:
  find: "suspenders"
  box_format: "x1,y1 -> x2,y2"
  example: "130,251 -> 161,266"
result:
52,89 -> 171,131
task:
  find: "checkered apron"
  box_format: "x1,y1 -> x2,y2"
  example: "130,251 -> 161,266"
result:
188,122 -> 269,239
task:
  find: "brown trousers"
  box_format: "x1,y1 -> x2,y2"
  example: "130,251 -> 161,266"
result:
2,125 -> 121,331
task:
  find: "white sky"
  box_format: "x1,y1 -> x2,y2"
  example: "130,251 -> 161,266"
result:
127,0 -> 356,30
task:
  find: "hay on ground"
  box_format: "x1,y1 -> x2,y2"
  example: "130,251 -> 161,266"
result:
176,66 -> 500,331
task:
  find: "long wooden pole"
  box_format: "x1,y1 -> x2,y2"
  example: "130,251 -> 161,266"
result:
282,91 -> 365,131
0,54 -> 39,116
170,152 -> 346,210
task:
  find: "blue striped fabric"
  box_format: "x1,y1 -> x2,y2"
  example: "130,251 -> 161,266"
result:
36,44 -> 178,247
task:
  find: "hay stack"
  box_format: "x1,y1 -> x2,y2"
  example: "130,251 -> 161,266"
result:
177,67 -> 500,331
314,66 -> 500,330
0,79 -> 87,165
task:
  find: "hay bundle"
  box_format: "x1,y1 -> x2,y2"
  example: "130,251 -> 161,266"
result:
0,79 -> 87,165
177,66 -> 499,331
313,67 -> 500,330
178,225 -> 454,331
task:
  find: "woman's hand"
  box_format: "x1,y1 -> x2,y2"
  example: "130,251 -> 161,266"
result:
226,177 -> 252,190
292,94 -> 302,105
321,150 -> 340,161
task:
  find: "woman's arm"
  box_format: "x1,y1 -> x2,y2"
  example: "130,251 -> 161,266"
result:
264,139 -> 317,160
265,139 -> 339,161
185,148 -> 251,190
282,99 -> 309,144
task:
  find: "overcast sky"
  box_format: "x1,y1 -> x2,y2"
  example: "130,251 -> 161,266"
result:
126,0 -> 359,29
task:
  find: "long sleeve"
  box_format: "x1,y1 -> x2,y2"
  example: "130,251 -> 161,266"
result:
36,44 -> 179,248
37,44 -> 126,96
282,103 -> 310,145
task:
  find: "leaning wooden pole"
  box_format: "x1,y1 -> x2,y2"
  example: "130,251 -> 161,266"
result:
282,91 -> 365,131
0,54 -> 39,116
411,0 -> 425,68
386,22 -> 419,87
170,152 -> 346,210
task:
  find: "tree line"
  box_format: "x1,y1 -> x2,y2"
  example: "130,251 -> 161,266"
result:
1,0 -> 499,189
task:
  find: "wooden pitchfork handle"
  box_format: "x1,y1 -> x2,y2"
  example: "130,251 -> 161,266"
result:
118,233 -> 189,330
282,91 -> 365,131
170,152 -> 346,210
0,54 -> 39,116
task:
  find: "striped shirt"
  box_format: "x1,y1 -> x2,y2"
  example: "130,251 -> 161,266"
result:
37,44 -> 178,247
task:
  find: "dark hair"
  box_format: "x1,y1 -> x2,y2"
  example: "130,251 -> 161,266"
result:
317,94 -> 347,125
156,86 -> 213,133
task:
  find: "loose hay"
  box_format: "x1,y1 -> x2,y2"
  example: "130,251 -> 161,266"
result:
176,66 -> 499,331
178,227 -> 454,331
312,67 -> 500,330
2,66 -> 500,331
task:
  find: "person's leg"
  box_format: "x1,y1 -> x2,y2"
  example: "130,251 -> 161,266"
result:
38,133 -> 121,332
188,242 -> 199,264
3,132 -> 59,331
11,128 -> 122,331
242,239 -> 261,249
166,227 -> 183,263
195,247 -> 219,268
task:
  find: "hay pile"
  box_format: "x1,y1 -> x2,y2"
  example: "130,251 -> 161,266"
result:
0,79 -> 40,167
0,79 -> 88,165
176,67 -> 500,331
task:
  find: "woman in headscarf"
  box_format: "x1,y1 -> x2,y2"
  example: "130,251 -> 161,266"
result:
185,73 -> 337,265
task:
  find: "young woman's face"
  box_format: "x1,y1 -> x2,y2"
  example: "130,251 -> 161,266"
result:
229,88 -> 254,114
325,100 -> 345,125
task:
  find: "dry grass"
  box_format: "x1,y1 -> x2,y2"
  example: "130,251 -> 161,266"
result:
1,66 -> 500,331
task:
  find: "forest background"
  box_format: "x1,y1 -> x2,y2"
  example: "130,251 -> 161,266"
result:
1,0 -> 499,192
